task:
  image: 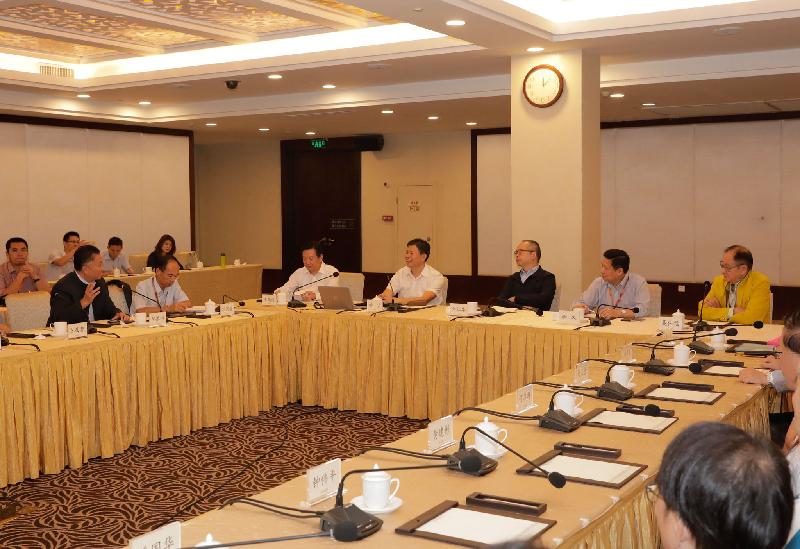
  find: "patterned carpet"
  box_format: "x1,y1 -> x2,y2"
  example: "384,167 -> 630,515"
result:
0,404 -> 427,548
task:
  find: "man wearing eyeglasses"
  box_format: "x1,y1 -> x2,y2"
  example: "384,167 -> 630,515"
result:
131,256 -> 191,313
497,240 -> 556,310
699,245 -> 770,324
48,231 -> 89,281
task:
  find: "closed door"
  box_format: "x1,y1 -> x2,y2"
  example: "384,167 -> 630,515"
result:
396,185 -> 434,267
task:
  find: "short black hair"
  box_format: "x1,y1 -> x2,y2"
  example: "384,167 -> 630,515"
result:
63,231 -> 80,242
5,237 -> 28,252
407,238 -> 430,261
155,255 -> 180,272
302,238 -> 332,258
603,249 -> 630,273
522,240 -> 541,261
657,422 -> 792,549
74,244 -> 100,271
783,308 -> 800,355
108,236 -> 123,247
725,244 -> 754,271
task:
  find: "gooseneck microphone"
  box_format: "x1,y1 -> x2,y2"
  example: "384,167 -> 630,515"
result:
695,280 -> 712,332
723,320 -> 764,329
288,272 -> 340,308
634,328 -> 739,373
588,304 -> 640,327
223,294 -> 246,307
547,389 -> 662,417
1,335 -> 41,352
458,426 -> 566,488
384,275 -> 402,312
176,525 -> 358,549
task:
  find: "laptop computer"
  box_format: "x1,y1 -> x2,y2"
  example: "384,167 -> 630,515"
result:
318,286 -> 365,310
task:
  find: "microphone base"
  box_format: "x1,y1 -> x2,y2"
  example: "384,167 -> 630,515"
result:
643,359 -> 675,376
384,302 -> 404,312
539,409 -> 582,432
688,340 -> 714,355
694,320 -> 711,332
597,381 -> 633,401
320,504 -> 382,541
589,317 -> 612,327
287,299 -> 306,308
447,448 -> 497,476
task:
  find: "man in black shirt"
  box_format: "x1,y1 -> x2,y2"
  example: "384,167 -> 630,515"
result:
48,245 -> 129,325
497,240 -> 556,311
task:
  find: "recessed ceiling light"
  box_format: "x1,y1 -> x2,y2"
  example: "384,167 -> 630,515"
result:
322,84 -> 336,89
138,100 -> 151,105
713,26 -> 741,36
258,128 -> 270,131
412,7 -> 423,12
428,116 -> 439,120
526,47 -> 545,53
76,94 -> 91,98
205,122 -> 217,126
446,19 -> 465,26
466,122 -> 477,126
381,110 -> 394,114
642,102 -> 656,107
305,131 -> 316,135
609,93 -> 625,98
267,74 -> 283,79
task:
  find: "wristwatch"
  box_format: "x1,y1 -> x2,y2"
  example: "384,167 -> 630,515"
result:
766,370 -> 775,387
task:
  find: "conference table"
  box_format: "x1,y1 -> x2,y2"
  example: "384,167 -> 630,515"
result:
179,343 -> 776,548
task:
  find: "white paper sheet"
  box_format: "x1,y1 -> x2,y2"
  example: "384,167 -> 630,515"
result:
416,507 -> 548,545
588,410 -> 676,432
704,365 -> 742,376
647,387 -> 720,403
541,454 -> 640,485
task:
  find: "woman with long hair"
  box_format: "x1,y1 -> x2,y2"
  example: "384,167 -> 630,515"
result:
146,234 -> 183,270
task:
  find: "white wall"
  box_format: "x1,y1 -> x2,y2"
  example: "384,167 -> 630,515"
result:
477,133 -> 512,276
0,122 -> 191,261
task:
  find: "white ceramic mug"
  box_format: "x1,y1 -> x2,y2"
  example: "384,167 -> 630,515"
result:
134,313 -> 147,326
362,465 -> 400,510
204,300 -> 216,315
711,330 -> 726,348
618,344 -> 634,363
554,389 -> 584,416
467,301 -> 479,314
144,266 -> 153,274
196,261 -> 204,269
610,364 -> 635,387
53,321 -> 68,337
234,258 -> 241,266
112,267 -> 120,277
474,416 -> 508,455
367,297 -> 383,312
276,291 -> 288,305
572,307 -> 585,322
673,343 -> 696,365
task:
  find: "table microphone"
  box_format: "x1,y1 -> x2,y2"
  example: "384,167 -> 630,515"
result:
223,294 -> 246,306
0,335 -> 41,351
694,280 -> 712,332
723,320 -> 764,329
588,305 -> 639,327
458,426 -> 566,488
545,389 -> 665,430
637,328 -> 738,373
288,272 -> 339,308
176,526 -> 358,548
384,275 -> 403,312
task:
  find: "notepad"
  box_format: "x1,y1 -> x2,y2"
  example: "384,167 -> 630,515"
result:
416,507 -> 548,546
540,454 -> 640,485
704,365 -> 742,376
589,410 -> 676,433
647,387 -> 720,403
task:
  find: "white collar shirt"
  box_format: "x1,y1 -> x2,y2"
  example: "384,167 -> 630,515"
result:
132,276 -> 189,312
276,262 -> 339,299
388,264 -> 445,306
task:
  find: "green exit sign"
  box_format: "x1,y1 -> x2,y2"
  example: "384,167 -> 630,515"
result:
310,138 -> 327,149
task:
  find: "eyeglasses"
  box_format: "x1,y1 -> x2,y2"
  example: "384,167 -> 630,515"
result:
719,262 -> 743,271
513,249 -> 535,256
66,239 -> 80,244
645,483 -> 661,503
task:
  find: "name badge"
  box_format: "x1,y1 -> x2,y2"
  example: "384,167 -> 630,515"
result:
305,458 -> 342,505
220,302 -> 236,317
149,311 -> 167,327
515,384 -> 536,413
67,322 -> 88,339
447,303 -> 468,316
659,317 -> 682,330
128,520 -> 180,549
427,415 -> 455,452
262,294 -> 277,305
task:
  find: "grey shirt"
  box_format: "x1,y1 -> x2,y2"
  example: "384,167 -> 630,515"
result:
574,272 -> 650,319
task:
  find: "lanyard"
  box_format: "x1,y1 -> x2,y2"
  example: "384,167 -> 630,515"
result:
606,277 -> 629,307
152,277 -> 163,309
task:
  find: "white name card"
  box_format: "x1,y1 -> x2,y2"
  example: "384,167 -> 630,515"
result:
306,458 -> 342,505
557,310 -> 582,326
427,415 -> 455,452
262,293 -> 277,305
149,311 -> 167,327
515,384 -> 536,413
659,317 -> 683,331
220,302 -> 235,317
128,520 -> 180,549
67,322 -> 88,339
573,361 -> 591,385
447,303 -> 469,316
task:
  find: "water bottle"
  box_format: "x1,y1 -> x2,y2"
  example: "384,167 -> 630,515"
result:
220,252 -> 227,268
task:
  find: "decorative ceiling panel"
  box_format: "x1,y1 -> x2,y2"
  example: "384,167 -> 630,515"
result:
122,0 -> 315,33
311,0 -> 395,23
0,4 -> 205,46
0,29 -> 116,59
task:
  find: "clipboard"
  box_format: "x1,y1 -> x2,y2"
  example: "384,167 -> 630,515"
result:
636,384 -> 724,405
582,408 -> 678,435
395,500 -> 555,548
516,449 -> 647,489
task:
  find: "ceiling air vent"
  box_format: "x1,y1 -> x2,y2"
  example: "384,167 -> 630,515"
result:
39,64 -> 74,79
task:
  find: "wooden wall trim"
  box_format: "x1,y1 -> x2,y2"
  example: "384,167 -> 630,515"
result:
601,110 -> 800,130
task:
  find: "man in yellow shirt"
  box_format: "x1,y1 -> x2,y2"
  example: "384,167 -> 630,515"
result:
698,245 -> 771,324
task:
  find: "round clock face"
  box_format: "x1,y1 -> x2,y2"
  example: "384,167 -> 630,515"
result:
523,64 -> 564,108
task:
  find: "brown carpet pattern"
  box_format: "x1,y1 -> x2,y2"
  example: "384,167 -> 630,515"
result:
0,404 -> 427,548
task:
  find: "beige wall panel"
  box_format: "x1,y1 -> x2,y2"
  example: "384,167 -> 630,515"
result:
476,133 -> 512,276
600,129 -> 616,252
194,142 -> 282,268
780,120 -> 800,285
86,130 -> 144,253
0,123 -> 29,251
26,125 -> 90,262
693,122 -> 780,283
140,134 -> 191,255
612,125 -> 695,282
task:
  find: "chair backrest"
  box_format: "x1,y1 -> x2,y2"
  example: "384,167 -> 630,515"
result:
550,281 -> 562,311
5,291 -> 51,330
440,276 -> 449,304
770,292 -> 774,323
108,285 -> 130,315
647,283 -> 662,317
128,253 -> 149,274
174,250 -> 197,269
338,272 -> 365,302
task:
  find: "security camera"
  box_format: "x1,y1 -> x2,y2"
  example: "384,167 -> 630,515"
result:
225,80 -> 240,90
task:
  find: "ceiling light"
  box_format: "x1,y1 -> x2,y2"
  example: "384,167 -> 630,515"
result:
381,109 -> 394,114
305,131 -> 316,135
428,116 -> 439,120
76,94 -> 91,98
713,25 -> 742,36
268,74 -> 283,79
642,102 -> 656,107
205,122 -> 217,126
322,84 -> 336,89
412,7 -> 424,12
609,93 -> 625,98
466,122 -> 477,126
446,19 -> 465,26
502,1 -> 755,23
526,47 -> 545,53
258,128 -> 270,131
138,100 -> 151,105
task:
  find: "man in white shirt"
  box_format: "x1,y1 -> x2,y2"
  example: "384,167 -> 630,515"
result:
131,256 -> 191,313
102,236 -> 134,275
275,240 -> 339,301
48,231 -> 88,281
380,238 -> 445,306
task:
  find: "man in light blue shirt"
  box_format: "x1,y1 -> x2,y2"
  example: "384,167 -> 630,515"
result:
131,256 -> 191,313
102,236 -> 134,275
574,248 -> 650,319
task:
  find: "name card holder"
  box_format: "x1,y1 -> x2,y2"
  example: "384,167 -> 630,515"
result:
149,311 -> 167,327
127,520 -> 180,549
301,458 -> 342,507
220,302 -> 236,317
573,361 -> 591,385
557,310 -> 582,326
515,384 -> 537,413
67,322 -> 88,339
262,294 -> 278,306
426,415 -> 455,453
658,317 -> 683,331
447,303 -> 468,316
